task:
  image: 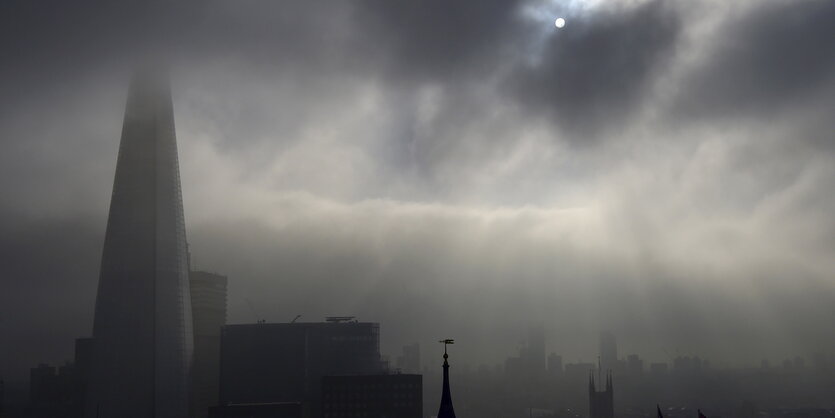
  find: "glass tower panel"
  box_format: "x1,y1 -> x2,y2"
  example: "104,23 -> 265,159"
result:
86,72 -> 193,418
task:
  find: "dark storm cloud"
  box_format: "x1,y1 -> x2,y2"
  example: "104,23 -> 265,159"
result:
2,0 -> 678,145
509,0 -> 681,139
2,0 -> 835,382
0,0 -> 186,71
186,0 -> 684,143
673,0 -> 835,122
352,0 -> 525,82
188,0 -> 526,82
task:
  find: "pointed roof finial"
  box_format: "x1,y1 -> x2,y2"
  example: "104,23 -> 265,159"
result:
437,339 -> 457,418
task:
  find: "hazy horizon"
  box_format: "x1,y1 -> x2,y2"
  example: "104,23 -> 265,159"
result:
2,0 -> 834,381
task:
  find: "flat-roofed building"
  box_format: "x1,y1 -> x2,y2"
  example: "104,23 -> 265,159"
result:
189,271 -> 228,418
219,320 -> 383,417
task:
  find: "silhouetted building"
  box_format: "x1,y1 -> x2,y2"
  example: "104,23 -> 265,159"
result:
599,332 -> 617,375
627,354 -> 643,376
72,338 -> 94,418
29,364 -> 57,410
73,338 -> 93,385
29,364 -> 60,418
547,353 -> 563,376
24,340 -> 92,418
28,362 -> 77,418
505,356 -> 523,380
437,341 -> 456,418
674,356 -> 691,372
219,320 -> 383,417
209,402 -> 302,418
321,374 -> 422,418
589,371 -> 613,418
395,343 -> 421,374
793,356 -> 805,370
565,362 -> 596,381
524,325 -> 546,376
506,326 -> 546,380
673,356 -> 706,373
86,71 -> 193,418
649,362 -> 668,375
189,271 -> 228,418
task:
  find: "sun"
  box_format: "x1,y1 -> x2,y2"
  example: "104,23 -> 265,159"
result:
555,17 -> 566,28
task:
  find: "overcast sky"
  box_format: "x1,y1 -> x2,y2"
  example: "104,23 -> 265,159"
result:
1,0 -> 834,380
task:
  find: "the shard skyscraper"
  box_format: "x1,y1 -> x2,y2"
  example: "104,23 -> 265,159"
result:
86,71 -> 193,418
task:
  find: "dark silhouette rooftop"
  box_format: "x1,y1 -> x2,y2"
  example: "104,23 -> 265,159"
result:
437,339 -> 457,418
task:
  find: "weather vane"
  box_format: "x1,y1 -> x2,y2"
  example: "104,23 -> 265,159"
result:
439,339 -> 454,356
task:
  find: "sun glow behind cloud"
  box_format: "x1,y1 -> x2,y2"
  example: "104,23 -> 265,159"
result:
1,0 -> 834,376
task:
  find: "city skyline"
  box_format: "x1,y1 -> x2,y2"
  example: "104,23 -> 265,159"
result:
2,0 -> 835,387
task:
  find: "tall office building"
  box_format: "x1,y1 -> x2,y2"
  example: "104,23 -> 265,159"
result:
189,271 -> 228,418
599,331 -> 617,375
86,72 -> 193,418
626,354 -> 643,376
524,325 -> 546,376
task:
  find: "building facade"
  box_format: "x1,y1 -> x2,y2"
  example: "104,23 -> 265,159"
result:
209,403 -> 302,418
219,321 -> 383,417
190,271 -> 228,418
395,343 -> 421,374
321,374 -> 422,418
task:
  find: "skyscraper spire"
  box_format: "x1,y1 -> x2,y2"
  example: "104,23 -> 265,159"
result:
86,70 -> 193,418
437,339 -> 457,418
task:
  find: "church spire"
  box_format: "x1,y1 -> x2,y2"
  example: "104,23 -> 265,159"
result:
438,339 -> 457,418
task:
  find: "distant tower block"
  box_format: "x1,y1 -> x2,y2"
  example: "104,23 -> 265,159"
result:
189,271 -> 228,418
599,331 -> 618,375
437,339 -> 457,418
86,71 -> 193,418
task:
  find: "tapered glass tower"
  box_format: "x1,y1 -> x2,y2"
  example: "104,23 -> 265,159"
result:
86,71 -> 193,418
